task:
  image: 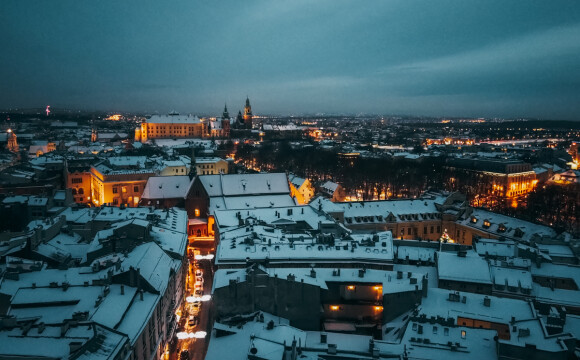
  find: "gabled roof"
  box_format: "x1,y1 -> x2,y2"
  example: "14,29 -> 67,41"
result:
141,175 -> 190,199
197,173 -> 290,197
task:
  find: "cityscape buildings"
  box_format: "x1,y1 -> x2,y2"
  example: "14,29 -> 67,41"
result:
1,2 -> 579,359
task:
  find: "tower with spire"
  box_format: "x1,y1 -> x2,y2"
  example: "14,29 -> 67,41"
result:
242,97 -> 253,129
91,119 -> 98,143
221,104 -> 231,138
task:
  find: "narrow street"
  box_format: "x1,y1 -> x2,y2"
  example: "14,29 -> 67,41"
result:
170,241 -> 215,360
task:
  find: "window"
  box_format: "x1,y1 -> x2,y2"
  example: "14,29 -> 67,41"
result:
407,228 -> 411,235
433,326 -> 438,334
461,330 -> 466,339
430,226 -> 434,234
424,226 -> 427,234
444,328 -> 449,336
112,187 -> 118,194
71,178 -> 82,184
113,198 -> 119,205
78,188 -> 84,195
134,185 -> 139,192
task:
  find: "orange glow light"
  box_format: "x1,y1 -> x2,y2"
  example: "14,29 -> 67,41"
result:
330,305 -> 339,311
347,285 -> 355,290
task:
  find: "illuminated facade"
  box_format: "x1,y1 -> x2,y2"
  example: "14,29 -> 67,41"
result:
135,113 -> 208,142
446,158 -> 537,204
6,129 -> 18,152
90,164 -> 155,207
242,97 -> 253,129
195,157 -> 228,175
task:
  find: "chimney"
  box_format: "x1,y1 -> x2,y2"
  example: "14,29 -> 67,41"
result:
483,296 -> 491,307
121,285 -> 125,295
139,289 -> 144,301
310,268 -> 316,278
320,332 -> 327,344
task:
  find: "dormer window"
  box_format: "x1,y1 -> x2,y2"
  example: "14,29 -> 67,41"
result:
471,216 -> 478,224
483,220 -> 491,229
498,224 -> 507,233
514,228 -> 524,238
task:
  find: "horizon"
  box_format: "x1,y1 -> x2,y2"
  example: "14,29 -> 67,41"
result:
1,1 -> 580,120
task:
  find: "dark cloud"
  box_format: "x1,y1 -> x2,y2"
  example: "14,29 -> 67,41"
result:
1,0 -> 579,119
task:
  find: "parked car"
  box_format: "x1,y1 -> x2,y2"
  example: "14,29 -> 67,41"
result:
195,269 -> 202,277
194,289 -> 203,296
188,315 -> 195,327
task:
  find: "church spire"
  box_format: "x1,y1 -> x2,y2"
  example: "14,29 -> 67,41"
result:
223,103 -> 229,119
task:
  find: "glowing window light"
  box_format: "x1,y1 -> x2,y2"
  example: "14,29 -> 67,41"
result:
347,285 -> 355,291
330,305 -> 339,311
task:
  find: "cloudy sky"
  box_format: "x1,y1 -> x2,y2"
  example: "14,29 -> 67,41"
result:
1,1 -> 579,119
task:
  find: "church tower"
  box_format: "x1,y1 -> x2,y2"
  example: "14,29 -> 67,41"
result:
91,127 -> 98,143
221,104 -> 231,138
243,97 -> 253,129
6,129 -> 18,153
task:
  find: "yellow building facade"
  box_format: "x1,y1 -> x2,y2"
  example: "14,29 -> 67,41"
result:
90,165 -> 155,207
136,113 -> 208,142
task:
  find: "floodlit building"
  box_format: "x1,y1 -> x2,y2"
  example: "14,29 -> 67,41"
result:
288,174 -> 315,204
135,112 -> 208,142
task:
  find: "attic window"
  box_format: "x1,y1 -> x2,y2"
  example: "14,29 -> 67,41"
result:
483,220 -> 491,229
471,216 -> 477,224
498,224 -> 507,233
514,228 -> 524,238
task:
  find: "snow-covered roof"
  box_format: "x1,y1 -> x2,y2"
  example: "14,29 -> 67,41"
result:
214,205 -> 331,230
216,228 -> 393,267
147,114 -> 201,124
213,265 -> 423,295
437,250 -> 492,284
119,242 -> 178,293
474,238 -> 517,258
107,156 -> 147,168
209,194 -> 296,213
421,288 -> 534,324
199,173 -> 290,197
141,175 -> 190,199
459,208 -> 558,244
311,196 -> 446,223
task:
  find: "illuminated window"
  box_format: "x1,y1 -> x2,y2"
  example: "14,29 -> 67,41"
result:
483,220 -> 491,228
347,285 -> 355,291
374,306 -> 383,311
122,186 -> 127,193
461,330 -> 466,339
195,209 -> 200,217
330,305 -> 339,311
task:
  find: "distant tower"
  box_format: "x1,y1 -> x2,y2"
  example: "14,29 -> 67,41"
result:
236,110 -> 243,128
90,117 -> 98,143
6,129 -> 18,153
221,104 -> 231,138
91,126 -> 98,143
243,97 -> 253,129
